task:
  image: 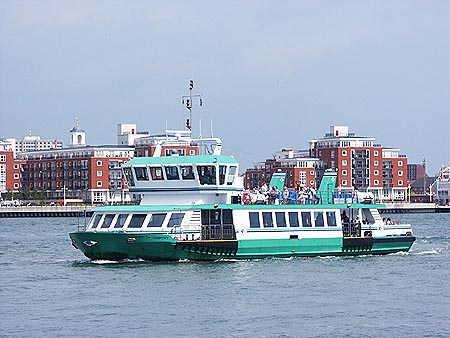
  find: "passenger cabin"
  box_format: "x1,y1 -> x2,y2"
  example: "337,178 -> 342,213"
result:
122,155 -> 243,205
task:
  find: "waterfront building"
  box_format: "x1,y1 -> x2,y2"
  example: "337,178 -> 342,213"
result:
244,148 -> 327,190
435,165 -> 450,206
0,140 -> 22,194
309,126 -> 408,202
15,134 -> 63,153
18,145 -> 134,204
408,162 -> 428,183
117,123 -> 150,146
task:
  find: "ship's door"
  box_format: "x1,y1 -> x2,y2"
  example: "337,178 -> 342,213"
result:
201,209 -> 236,240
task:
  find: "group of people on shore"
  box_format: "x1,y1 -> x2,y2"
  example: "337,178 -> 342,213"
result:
242,183 -> 318,205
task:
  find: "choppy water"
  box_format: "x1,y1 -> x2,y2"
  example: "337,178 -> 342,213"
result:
1,213 -> 449,338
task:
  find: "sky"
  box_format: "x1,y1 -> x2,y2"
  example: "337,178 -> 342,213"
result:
0,1 -> 449,174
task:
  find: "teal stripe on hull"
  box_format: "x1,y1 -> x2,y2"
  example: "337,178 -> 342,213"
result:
235,237 -> 343,258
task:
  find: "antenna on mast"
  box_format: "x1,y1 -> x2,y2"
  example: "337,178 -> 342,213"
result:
181,80 -> 203,133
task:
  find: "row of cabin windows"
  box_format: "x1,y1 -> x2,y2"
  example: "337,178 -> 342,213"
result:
90,212 -> 185,230
124,165 -> 237,186
249,211 -> 337,229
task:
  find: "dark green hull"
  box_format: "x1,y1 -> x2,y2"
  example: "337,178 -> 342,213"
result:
70,231 -> 415,261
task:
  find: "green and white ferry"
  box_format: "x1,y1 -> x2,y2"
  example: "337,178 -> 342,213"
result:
69,154 -> 416,261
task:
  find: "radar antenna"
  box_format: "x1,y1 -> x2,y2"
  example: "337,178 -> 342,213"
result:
181,80 -> 203,132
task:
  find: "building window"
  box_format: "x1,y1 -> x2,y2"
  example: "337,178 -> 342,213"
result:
374,160 -> 379,166
374,180 -> 379,185
374,170 -> 379,175
342,160 -> 347,166
309,170 -> 314,176
374,151 -> 379,156
342,150 -> 347,156
331,161 -> 335,168
14,183 -> 19,189
97,181 -> 102,187
331,150 -> 335,158
398,161 -> 403,166
398,170 -> 403,176
97,171 -> 102,177
190,150 -> 196,155
97,160 -> 102,166
342,170 -> 347,175
0,155 -> 5,162
398,180 -> 403,186
342,180 -> 347,186
14,174 -> 19,179
14,164 -> 19,169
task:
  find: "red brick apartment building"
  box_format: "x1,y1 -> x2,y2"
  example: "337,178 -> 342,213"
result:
309,126 -> 408,201
0,141 -> 22,194
244,149 -> 327,190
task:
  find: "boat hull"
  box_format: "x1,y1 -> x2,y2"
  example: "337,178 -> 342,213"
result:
70,231 -> 415,261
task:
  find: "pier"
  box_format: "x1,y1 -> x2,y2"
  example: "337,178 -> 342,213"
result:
0,206 -> 94,218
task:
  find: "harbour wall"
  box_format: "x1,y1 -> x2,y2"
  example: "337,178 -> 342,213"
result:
0,206 -> 94,218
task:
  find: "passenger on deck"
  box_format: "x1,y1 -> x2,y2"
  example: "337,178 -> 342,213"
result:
341,211 -> 350,224
269,186 -> 278,204
282,187 -> 289,204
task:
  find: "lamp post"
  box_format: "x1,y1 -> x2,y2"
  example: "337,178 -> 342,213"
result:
63,184 -> 67,206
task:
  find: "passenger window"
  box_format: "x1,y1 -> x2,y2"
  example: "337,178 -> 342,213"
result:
262,212 -> 273,228
167,213 -> 185,227
314,212 -> 324,227
197,165 -> 216,185
288,212 -> 299,227
165,166 -> 180,180
101,214 -> 115,228
180,165 -> 195,180
276,212 -> 287,227
150,167 -> 164,180
123,168 -> 135,186
128,214 -> 147,228
249,212 -> 260,228
148,213 -> 166,227
326,212 -> 337,227
90,214 -> 102,229
115,214 -> 128,228
301,212 -> 312,227
134,167 -> 149,181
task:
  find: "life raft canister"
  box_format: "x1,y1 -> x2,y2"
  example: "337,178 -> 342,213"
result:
243,192 -> 252,205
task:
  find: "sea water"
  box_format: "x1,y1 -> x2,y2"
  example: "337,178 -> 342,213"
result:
0,213 -> 449,338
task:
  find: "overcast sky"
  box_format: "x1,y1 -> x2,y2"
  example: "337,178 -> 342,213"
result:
1,1 -> 449,174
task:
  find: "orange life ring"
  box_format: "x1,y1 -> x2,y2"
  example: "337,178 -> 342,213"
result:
243,192 -> 252,205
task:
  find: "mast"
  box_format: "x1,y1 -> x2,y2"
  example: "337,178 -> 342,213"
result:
181,80 -> 203,134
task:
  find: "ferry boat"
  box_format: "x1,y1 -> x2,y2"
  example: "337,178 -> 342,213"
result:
69,154 -> 416,261
69,81 -> 415,261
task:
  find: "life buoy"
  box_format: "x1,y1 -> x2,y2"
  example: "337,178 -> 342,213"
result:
243,192 -> 252,205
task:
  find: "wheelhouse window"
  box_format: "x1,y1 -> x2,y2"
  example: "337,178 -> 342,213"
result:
150,167 -> 164,180
167,213 -> 185,227
115,214 -> 129,228
180,165 -> 195,180
249,212 -> 260,228
301,212 -> 312,227
134,167 -> 149,181
276,212 -> 287,227
227,166 -> 237,185
101,214 -> 115,228
90,214 -> 102,229
314,212 -> 324,227
148,213 -> 166,227
288,212 -> 299,227
219,165 -> 227,185
197,165 -> 216,185
165,166 -> 180,180
128,214 -> 147,228
326,212 -> 337,227
123,168 -> 135,186
262,212 -> 273,228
